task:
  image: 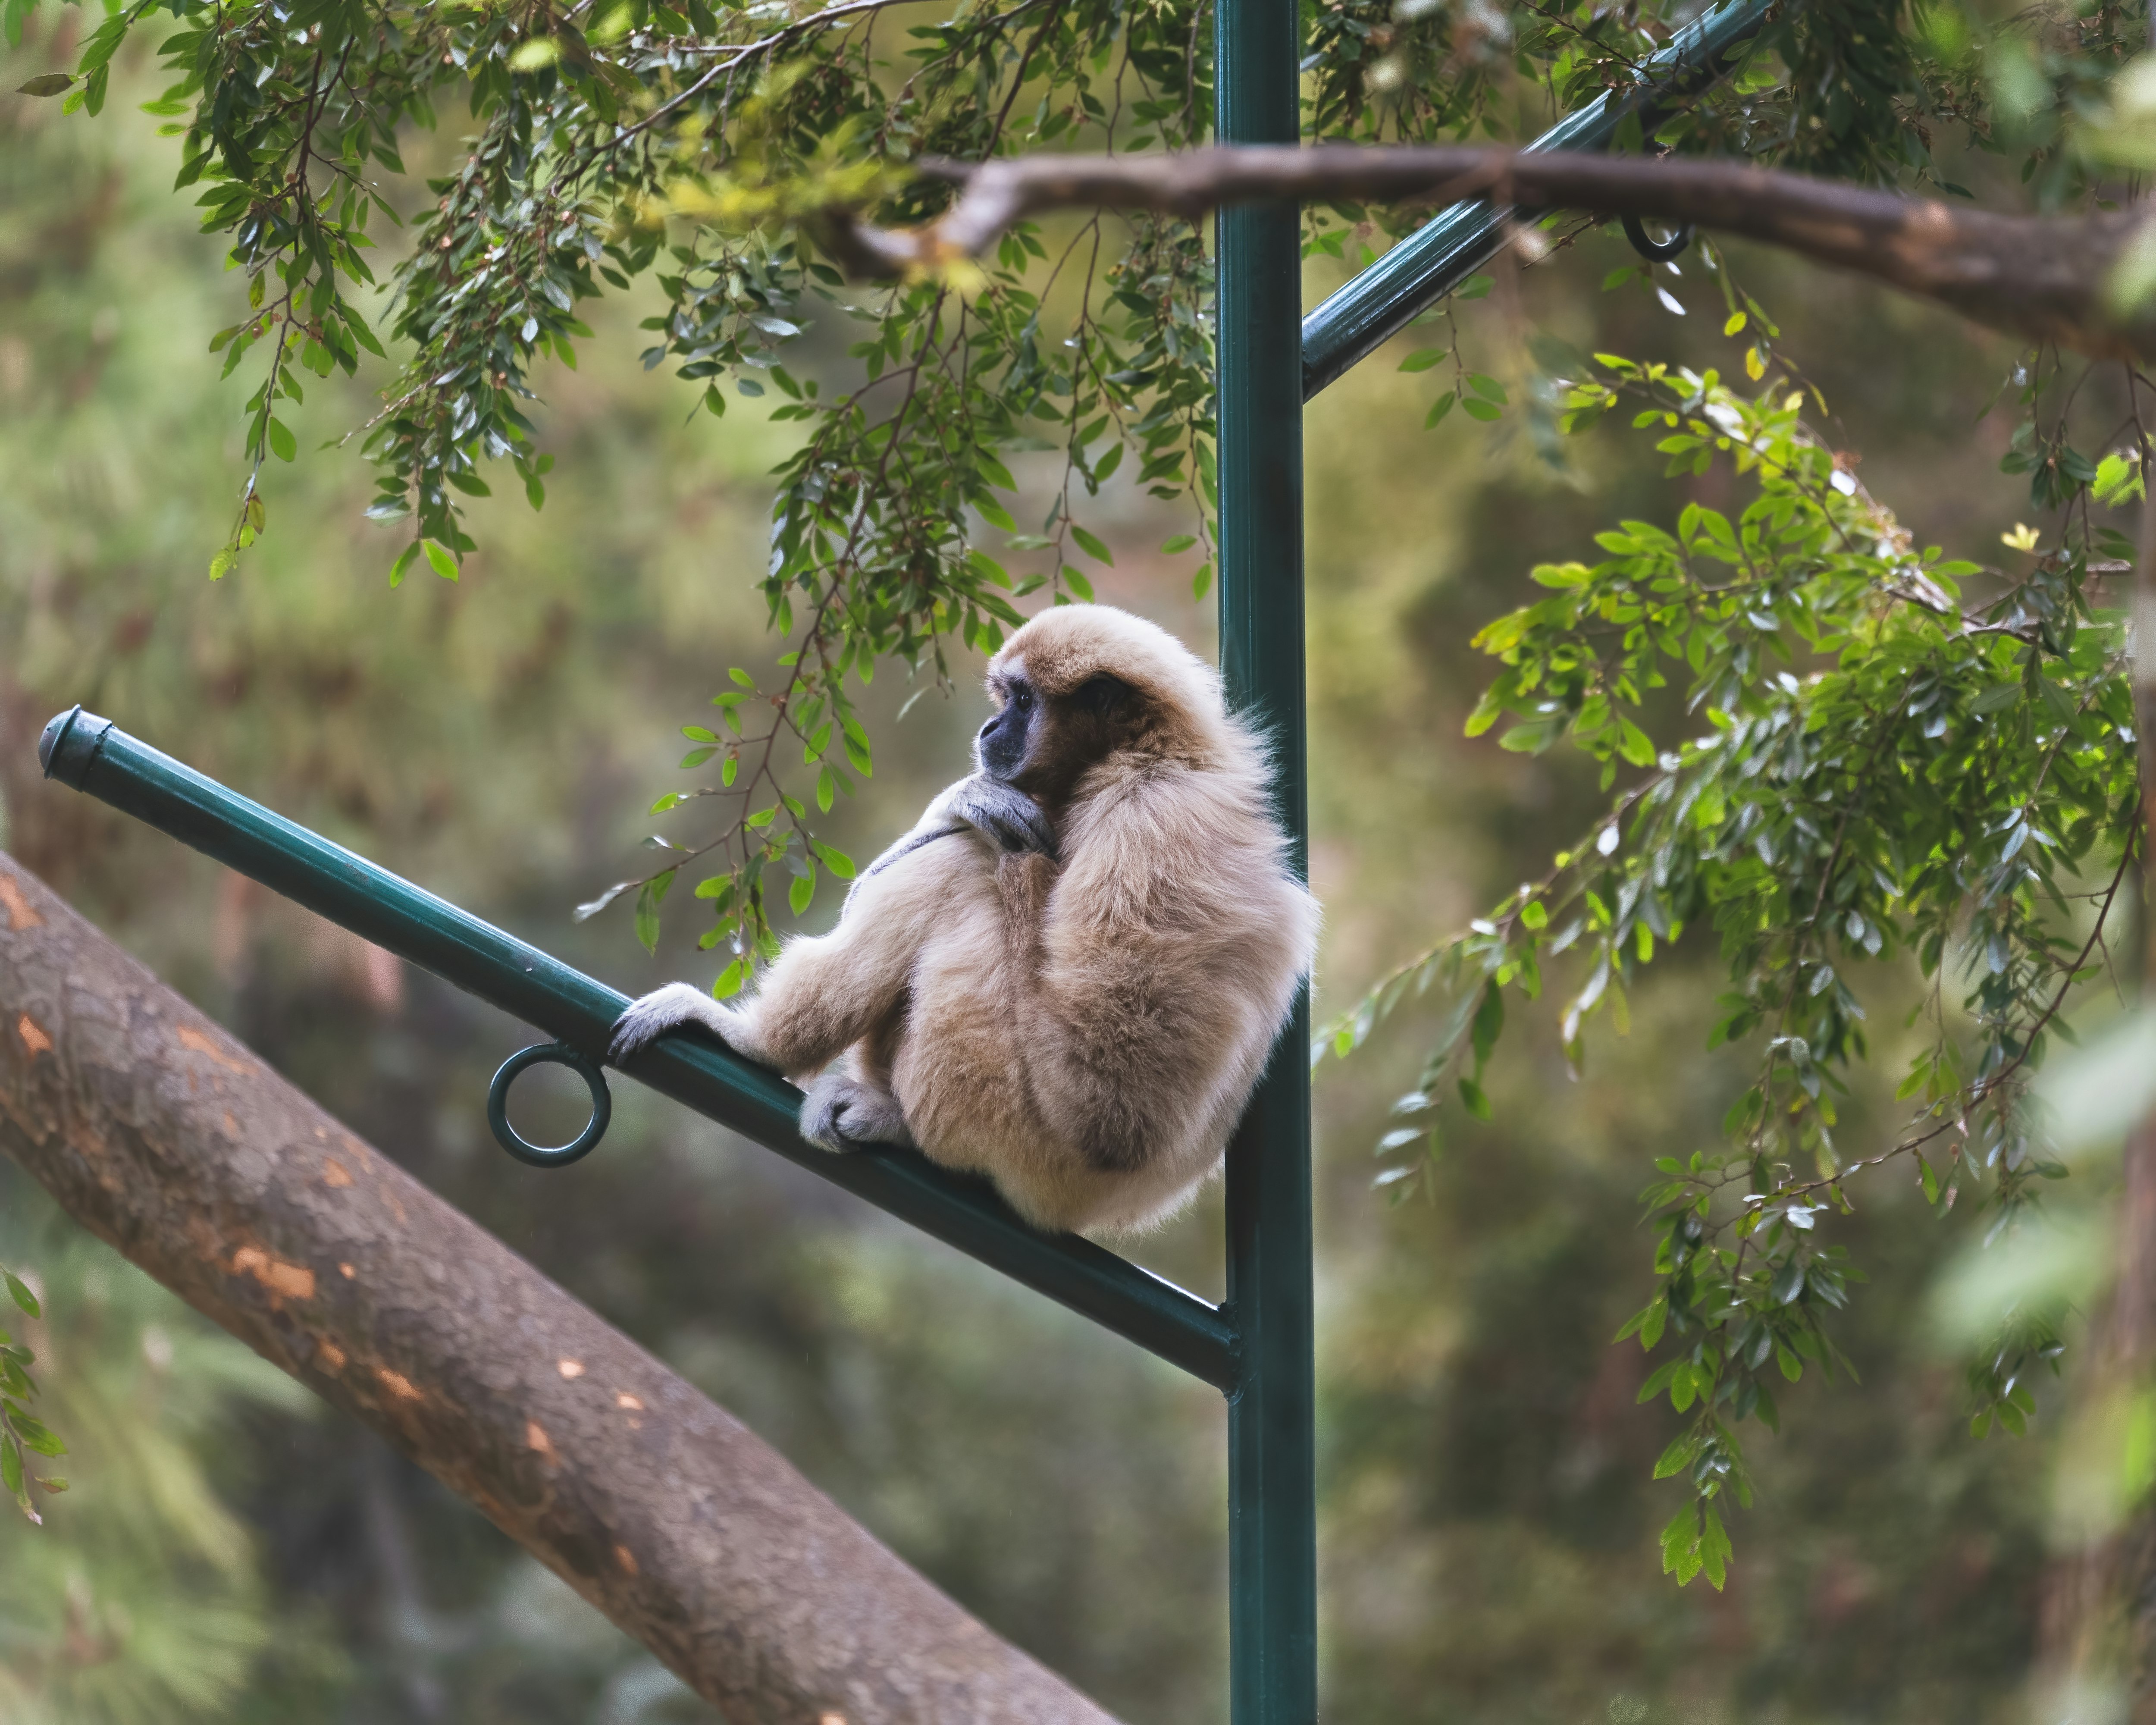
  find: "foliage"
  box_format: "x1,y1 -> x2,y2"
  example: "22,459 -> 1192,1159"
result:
0,1194 -> 335,1722
0,1258 -> 66,1525
1319,351 -> 2139,1581
5,0 -> 2004,982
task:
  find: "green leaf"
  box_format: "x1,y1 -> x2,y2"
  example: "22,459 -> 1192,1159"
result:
420,539 -> 459,581
635,874 -> 673,955
1398,347 -> 1448,373
267,417 -> 297,462
811,841 -> 856,879
389,543 -> 422,589
16,73 -> 72,96
1069,524 -> 1115,565
1699,1505 -> 1731,1590
3,1275 -> 37,1320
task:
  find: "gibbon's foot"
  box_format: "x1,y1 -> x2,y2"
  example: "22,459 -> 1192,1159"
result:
949,774 -> 1057,860
607,982 -> 755,1064
799,1073 -> 916,1154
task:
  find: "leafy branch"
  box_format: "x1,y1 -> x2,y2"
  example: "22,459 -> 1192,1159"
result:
0,1264 -> 66,1526
1316,352 -> 2138,1583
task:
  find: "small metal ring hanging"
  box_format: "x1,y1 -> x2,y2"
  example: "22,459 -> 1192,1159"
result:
487,1043 -> 611,1168
1622,212 -> 1694,264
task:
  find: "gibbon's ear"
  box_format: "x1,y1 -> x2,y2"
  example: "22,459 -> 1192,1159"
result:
1071,672 -> 1134,717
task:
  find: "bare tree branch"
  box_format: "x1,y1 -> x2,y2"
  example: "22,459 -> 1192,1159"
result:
824,145 -> 2156,361
0,852 -> 1120,1725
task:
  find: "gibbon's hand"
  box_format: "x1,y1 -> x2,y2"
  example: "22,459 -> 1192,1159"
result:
948,773 -> 1058,860
799,1073 -> 916,1154
607,982 -> 757,1064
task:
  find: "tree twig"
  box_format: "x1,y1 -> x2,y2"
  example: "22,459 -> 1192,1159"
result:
818,145 -> 2156,362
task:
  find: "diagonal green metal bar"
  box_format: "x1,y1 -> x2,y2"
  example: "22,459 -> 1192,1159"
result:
1299,0 -> 1779,400
36,706 -> 1239,1392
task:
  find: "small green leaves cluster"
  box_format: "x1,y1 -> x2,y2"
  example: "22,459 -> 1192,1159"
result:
1319,353 -> 2137,1582
575,655 -> 864,985
0,1265 -> 66,1526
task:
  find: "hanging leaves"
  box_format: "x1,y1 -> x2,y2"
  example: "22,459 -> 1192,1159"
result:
1319,354 -> 2138,1582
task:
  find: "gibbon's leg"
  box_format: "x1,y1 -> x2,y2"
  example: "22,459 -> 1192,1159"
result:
799,1071 -> 915,1153
803,1001 -> 914,1152
882,850 -> 1045,1197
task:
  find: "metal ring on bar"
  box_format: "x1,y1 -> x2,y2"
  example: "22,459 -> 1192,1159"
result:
488,1043 -> 611,1168
1622,211 -> 1694,263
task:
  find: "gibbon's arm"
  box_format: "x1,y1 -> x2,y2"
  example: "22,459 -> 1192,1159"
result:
607,981 -> 769,1066
747,833 -> 991,1073
612,790 -> 1016,1073
850,773 -> 1054,908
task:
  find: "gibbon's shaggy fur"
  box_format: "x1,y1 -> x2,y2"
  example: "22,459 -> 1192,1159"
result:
609,603 -> 1319,1235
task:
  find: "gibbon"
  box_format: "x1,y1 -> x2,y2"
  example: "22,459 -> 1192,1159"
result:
608,603 -> 1319,1236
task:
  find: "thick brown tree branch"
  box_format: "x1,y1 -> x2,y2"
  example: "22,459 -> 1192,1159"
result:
827,145 -> 2156,361
0,852 -> 1118,1725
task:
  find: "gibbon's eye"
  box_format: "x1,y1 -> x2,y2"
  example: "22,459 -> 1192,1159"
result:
1012,685 -> 1033,711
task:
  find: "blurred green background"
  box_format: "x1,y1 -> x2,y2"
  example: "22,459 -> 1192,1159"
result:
0,14 -> 2091,1724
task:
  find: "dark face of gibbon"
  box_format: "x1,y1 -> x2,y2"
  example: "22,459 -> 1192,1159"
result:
977,666 -> 1138,809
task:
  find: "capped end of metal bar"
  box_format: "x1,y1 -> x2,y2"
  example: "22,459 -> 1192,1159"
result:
39,707 -> 112,786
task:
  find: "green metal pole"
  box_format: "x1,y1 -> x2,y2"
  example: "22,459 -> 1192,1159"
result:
1215,0 -> 1315,1709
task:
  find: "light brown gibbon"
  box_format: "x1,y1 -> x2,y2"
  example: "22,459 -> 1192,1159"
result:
608,603 -> 1319,1236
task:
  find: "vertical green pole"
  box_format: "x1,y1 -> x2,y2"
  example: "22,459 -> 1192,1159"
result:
1215,0 -> 1314,1710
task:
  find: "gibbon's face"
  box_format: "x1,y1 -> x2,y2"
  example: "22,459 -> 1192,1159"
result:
978,661 -> 1138,807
